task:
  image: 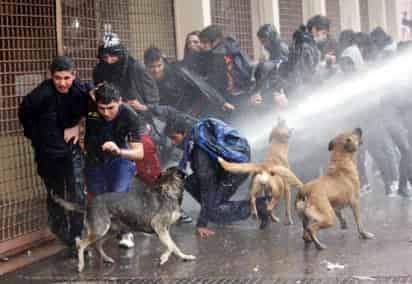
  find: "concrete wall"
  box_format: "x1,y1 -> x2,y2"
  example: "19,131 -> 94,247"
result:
339,0 -> 361,32
174,0 -> 211,60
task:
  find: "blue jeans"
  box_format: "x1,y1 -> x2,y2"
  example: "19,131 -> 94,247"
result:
86,157 -> 136,195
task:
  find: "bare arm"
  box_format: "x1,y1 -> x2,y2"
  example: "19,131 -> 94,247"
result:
101,141 -> 144,161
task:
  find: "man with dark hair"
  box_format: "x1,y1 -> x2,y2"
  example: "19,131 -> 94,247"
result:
306,14 -> 338,70
144,46 -> 232,117
93,32 -> 161,190
93,32 -> 159,113
198,25 -> 255,119
253,24 -> 290,109
84,83 -> 145,247
163,109 -> 269,238
18,56 -> 89,250
257,24 -> 289,62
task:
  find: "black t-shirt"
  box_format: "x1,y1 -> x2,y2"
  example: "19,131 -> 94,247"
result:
84,103 -> 142,166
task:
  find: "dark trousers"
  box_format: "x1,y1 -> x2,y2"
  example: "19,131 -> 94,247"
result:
364,119 -> 399,193
37,146 -> 85,246
385,115 -> 412,194
185,171 -> 267,225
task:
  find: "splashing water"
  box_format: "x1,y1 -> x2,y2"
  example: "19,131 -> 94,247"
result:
244,49 -> 412,147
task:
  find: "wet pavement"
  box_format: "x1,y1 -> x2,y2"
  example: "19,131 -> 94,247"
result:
2,177 -> 412,283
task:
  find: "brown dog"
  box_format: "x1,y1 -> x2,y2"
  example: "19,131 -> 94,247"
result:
218,120 -> 303,225
295,128 -> 374,250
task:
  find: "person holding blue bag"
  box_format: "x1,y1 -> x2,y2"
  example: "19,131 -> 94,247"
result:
163,108 -> 270,238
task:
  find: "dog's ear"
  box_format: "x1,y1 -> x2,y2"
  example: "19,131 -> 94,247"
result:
328,139 -> 335,151
268,128 -> 275,143
353,128 -> 363,145
353,128 -> 362,138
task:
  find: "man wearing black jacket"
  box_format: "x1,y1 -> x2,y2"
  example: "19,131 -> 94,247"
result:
18,56 -> 89,249
162,109 -> 270,238
143,46 -> 233,118
93,32 -> 159,114
198,25 -> 255,117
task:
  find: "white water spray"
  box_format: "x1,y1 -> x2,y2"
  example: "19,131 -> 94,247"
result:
244,49 -> 412,147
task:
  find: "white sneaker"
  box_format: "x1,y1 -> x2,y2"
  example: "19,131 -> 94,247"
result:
119,233 -> 135,248
390,180 -> 399,192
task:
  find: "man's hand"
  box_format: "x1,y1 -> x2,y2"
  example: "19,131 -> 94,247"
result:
273,90 -> 288,108
325,53 -> 337,65
196,227 -> 215,238
128,99 -> 148,112
64,124 -> 80,144
223,102 -> 235,111
102,141 -> 121,155
250,93 -> 263,105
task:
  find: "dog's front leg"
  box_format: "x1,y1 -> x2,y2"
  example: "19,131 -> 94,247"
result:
96,235 -> 115,264
350,200 -> 375,239
283,184 -> 294,225
153,224 -> 196,265
335,209 -> 348,229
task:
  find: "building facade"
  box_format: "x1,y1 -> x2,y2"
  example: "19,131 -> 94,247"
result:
0,0 -> 407,256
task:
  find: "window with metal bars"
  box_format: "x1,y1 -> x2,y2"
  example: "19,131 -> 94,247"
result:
210,0 -> 254,59
279,0 -> 303,43
0,0 -> 55,246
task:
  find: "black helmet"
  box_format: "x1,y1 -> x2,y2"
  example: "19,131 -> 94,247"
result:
97,32 -> 126,59
257,24 -> 278,41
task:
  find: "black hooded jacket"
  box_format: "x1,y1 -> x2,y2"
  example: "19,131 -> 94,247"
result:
200,35 -> 254,99
18,78 -> 90,158
93,49 -> 159,108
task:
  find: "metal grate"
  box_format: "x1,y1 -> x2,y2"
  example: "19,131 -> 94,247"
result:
0,0 -> 55,243
127,0 -> 176,60
278,0 -> 303,43
326,0 -> 341,36
62,0 -> 98,81
211,0 -> 254,59
0,0 -> 178,254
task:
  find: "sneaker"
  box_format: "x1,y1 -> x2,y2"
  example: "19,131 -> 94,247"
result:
386,180 -> 399,197
390,180 -> 399,192
178,210 -> 193,224
398,189 -> 412,199
119,233 -> 135,248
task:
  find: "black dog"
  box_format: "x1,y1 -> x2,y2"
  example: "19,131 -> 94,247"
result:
53,167 -> 196,272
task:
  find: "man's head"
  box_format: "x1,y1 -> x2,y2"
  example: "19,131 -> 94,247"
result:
144,47 -> 165,80
199,25 -> 224,51
307,15 -> 330,43
49,56 -> 76,94
185,31 -> 201,53
164,113 -> 195,146
97,32 -> 126,64
257,24 -> 279,49
94,83 -> 121,121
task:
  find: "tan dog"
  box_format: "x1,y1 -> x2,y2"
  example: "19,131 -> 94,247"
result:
218,120 -> 303,225
295,128 -> 374,250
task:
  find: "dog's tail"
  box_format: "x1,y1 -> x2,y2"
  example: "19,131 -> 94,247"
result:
51,193 -> 86,214
218,157 -> 304,188
217,157 -> 264,174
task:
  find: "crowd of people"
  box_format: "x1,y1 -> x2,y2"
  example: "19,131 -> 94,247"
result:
18,14 -> 412,252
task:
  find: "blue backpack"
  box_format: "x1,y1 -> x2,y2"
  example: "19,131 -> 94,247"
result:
192,118 -> 251,163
